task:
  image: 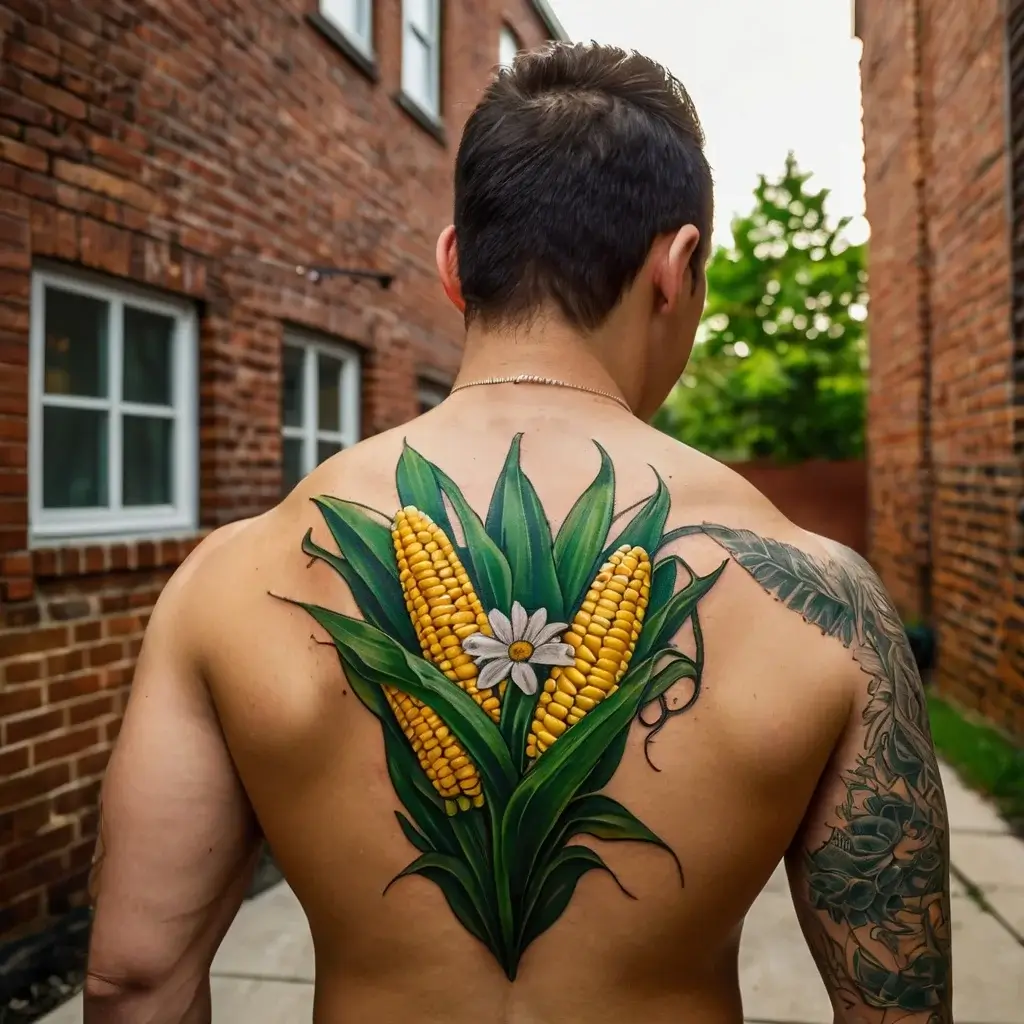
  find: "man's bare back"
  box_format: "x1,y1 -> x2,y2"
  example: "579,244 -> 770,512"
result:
82,41 -> 951,1024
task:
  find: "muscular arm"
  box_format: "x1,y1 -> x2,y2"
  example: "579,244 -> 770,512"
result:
85,531 -> 261,1023
701,527 -> 952,1023
787,543 -> 951,1023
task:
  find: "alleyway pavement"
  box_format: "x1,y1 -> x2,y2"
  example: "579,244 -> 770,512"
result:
43,763 -> 1024,1023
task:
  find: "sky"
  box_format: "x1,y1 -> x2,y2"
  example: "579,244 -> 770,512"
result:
548,0 -> 867,247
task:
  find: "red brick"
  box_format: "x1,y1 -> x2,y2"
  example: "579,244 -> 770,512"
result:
87,641 -> 122,667
861,0 -> 1024,737
0,743 -> 28,776
1,823 -> 74,873
73,621 -> 101,643
0,0 -> 557,943
0,684 -> 42,716
5,707 -> 63,744
3,576 -> 32,600
52,158 -> 155,212
47,670 -> 102,702
0,890 -> 42,933
16,75 -> 87,120
4,656 -> 42,684
4,40 -> 61,80
0,135 -> 47,172
76,746 -> 109,777
0,625 -> 67,659
0,762 -> 69,811
34,724 -> 99,764
0,88 -> 54,128
68,692 -> 114,724
0,798 -> 48,844
46,648 -> 84,676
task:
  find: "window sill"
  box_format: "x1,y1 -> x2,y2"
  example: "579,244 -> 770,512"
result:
31,532 -> 209,581
307,12 -> 378,82
394,91 -> 447,146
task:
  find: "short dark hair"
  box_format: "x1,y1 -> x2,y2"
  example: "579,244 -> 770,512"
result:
453,42 -> 714,331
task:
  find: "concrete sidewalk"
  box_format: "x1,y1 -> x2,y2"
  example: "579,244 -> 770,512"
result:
43,763 -> 1024,1023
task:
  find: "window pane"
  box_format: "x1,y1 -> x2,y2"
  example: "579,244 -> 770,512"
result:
321,0 -> 369,40
43,287 -> 108,398
403,32 -> 434,112
318,440 -> 341,465
405,0 -> 432,34
122,415 -> 173,506
318,355 -> 342,432
42,407 -> 108,508
282,346 -> 305,428
282,437 -> 304,494
123,306 -> 173,405
499,28 -> 519,68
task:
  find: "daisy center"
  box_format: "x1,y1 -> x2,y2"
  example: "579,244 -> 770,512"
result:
507,640 -> 534,662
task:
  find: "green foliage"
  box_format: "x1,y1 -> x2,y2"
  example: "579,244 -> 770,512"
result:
928,694 -> 1024,832
654,152 -> 868,463
286,441 -> 725,978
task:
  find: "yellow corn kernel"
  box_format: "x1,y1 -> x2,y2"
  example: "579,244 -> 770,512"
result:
526,545 -> 651,759
392,507 -> 501,724
384,686 -> 485,814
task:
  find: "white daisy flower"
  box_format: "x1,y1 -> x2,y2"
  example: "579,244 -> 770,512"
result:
461,601 -> 575,696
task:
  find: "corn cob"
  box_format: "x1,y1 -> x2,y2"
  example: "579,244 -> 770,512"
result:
392,507 -> 501,722
388,506 -> 497,813
526,545 -> 651,759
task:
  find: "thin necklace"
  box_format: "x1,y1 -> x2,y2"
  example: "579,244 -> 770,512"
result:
449,373 -> 632,414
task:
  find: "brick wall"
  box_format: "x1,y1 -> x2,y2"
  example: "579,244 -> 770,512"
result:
0,0 -> 555,944
730,460 -> 867,556
859,0 -> 1024,736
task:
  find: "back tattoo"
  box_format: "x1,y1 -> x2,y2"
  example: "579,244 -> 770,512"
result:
281,437 -> 949,1017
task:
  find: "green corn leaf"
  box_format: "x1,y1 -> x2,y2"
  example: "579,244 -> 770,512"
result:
394,811 -> 433,853
500,654 -> 658,898
519,845 -> 632,954
301,530 -> 419,654
313,496 -> 397,578
300,604 -> 517,806
311,497 -> 406,635
649,556 -> 679,613
380,727 -> 459,857
385,852 -> 499,955
485,433 -> 563,620
578,729 -> 630,797
500,683 -> 541,777
433,463 -> 512,612
338,658 -> 459,856
553,441 -> 615,613
642,650 -> 698,708
560,793 -> 682,884
634,558 -> 729,662
603,469 -> 670,561
653,523 -> 704,555
395,442 -> 453,538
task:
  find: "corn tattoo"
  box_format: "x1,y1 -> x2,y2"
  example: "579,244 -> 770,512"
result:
526,545 -> 651,759
389,506 -> 498,813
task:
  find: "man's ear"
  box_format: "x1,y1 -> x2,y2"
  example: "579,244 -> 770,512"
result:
436,225 -> 466,313
653,225 -> 701,312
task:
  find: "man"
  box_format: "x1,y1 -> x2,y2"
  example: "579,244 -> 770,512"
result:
85,42 -> 951,1024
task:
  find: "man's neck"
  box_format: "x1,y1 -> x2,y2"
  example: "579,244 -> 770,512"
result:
455,321 -> 636,408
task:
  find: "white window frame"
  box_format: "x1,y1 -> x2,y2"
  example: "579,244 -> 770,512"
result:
499,25 -> 520,69
281,332 -> 361,486
28,267 -> 198,545
401,0 -> 441,118
318,0 -> 373,58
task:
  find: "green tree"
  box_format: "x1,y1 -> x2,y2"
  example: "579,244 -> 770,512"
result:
654,153 -> 868,463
